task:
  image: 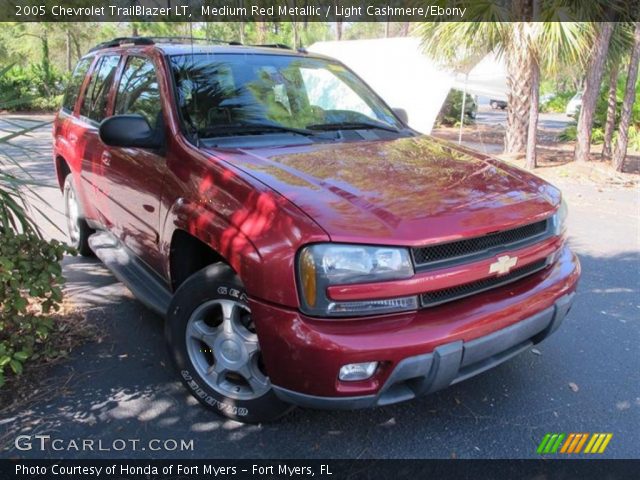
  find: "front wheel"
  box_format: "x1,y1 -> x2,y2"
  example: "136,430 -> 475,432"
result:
165,263 -> 292,423
63,175 -> 94,256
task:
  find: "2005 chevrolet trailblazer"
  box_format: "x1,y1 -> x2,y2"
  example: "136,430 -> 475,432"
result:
53,37 -> 580,422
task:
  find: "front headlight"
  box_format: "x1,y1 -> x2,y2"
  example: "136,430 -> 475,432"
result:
297,244 -> 417,317
552,198 -> 568,236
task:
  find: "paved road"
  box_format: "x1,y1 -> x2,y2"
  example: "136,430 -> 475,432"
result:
0,116 -> 638,459
475,105 -> 572,133
452,107 -> 573,155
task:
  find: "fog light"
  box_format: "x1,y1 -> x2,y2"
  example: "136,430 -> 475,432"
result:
338,362 -> 378,381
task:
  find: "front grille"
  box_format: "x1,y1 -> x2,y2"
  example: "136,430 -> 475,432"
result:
412,219 -> 549,268
420,258 -> 548,308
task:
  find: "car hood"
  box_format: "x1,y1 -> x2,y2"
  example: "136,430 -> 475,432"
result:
207,136 -> 560,245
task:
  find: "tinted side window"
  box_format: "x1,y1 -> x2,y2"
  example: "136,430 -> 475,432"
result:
62,57 -> 93,112
80,55 -> 120,122
115,57 -> 162,129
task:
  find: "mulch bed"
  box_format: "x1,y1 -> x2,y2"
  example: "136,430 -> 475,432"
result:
0,302 -> 101,414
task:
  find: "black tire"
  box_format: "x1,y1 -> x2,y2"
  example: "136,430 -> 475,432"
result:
490,101 -> 498,109
63,175 -> 94,257
165,263 -> 293,423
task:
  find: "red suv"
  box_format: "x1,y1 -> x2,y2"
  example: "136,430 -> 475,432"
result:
53,38 -> 580,422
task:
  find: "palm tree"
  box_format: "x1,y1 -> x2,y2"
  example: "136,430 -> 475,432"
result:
526,22 -> 592,168
573,22 -> 615,162
525,43 -> 540,169
613,22 -> 640,172
334,21 -> 343,41
601,63 -> 619,159
587,22 -> 635,160
420,20 -> 530,155
420,12 -> 591,161
505,20 -> 534,154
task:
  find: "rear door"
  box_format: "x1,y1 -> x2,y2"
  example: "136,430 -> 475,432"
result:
75,54 -> 122,226
54,56 -> 94,208
101,55 -> 168,274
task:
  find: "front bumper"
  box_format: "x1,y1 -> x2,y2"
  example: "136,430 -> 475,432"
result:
272,293 -> 574,409
250,245 -> 580,407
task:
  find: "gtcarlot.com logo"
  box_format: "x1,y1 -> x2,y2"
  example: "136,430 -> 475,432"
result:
15,435 -> 194,452
537,433 -> 613,454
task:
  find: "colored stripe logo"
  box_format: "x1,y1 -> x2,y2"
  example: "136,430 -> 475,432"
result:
537,433 -> 612,454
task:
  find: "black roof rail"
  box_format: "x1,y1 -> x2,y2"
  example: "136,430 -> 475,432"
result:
89,37 -> 154,52
88,36 -> 242,52
253,43 -> 292,50
144,36 -> 236,45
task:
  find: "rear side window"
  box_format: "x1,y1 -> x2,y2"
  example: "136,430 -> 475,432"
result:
62,57 -> 93,112
115,57 -> 162,129
80,55 -> 120,122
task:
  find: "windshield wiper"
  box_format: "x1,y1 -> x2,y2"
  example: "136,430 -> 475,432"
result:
306,120 -> 399,133
199,122 -> 316,138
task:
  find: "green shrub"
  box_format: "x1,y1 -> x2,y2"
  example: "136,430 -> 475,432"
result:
540,92 -> 575,113
436,89 -> 477,126
558,124 -> 577,142
558,79 -> 639,150
0,64 -> 66,112
0,230 -> 73,387
627,125 -> 640,152
0,66 -> 75,388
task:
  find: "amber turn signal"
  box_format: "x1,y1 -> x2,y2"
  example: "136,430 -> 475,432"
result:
299,249 -> 317,307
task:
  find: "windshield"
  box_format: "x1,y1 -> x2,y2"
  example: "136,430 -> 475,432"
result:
169,53 -> 402,138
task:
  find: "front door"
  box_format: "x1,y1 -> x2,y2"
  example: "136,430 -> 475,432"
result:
102,55 -> 167,274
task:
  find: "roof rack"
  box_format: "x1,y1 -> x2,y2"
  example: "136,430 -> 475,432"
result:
252,43 -> 293,50
89,37 -> 306,54
88,36 -> 241,52
89,37 -> 153,52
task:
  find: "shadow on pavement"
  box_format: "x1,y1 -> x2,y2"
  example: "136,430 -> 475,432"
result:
1,251 -> 637,459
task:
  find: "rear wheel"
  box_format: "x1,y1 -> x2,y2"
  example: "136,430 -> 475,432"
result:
166,263 -> 292,423
63,175 -> 94,256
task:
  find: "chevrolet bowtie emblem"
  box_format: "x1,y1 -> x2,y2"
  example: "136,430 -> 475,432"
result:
489,255 -> 518,275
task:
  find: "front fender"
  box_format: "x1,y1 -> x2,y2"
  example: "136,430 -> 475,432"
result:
161,194 -> 328,308
160,198 -> 260,293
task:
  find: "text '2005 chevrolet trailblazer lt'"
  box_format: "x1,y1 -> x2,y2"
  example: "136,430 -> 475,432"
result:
53,37 -> 580,422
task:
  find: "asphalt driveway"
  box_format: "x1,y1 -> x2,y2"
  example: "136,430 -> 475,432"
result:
0,115 -> 638,459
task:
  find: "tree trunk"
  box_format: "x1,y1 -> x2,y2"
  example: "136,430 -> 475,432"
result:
73,34 -> 81,60
385,20 -> 390,38
504,22 -> 533,154
41,31 -> 52,95
574,22 -> 614,163
132,23 -> 139,37
65,29 -> 72,72
525,59 -> 540,169
602,64 -> 619,159
335,21 -> 342,41
400,22 -> 410,36
303,0 -> 309,31
257,21 -> 268,43
612,22 -> 640,172
239,22 -> 245,44
292,21 -> 299,48
238,0 -> 245,44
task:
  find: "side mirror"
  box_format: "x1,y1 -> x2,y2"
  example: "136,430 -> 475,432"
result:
99,114 -> 162,149
393,108 -> 409,125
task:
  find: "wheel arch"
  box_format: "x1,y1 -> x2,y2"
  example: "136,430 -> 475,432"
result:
162,200 -> 262,295
169,229 -> 232,291
55,155 -> 71,190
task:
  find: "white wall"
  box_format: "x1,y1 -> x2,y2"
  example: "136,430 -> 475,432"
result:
308,37 -> 454,134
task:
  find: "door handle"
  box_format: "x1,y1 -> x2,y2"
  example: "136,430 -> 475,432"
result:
101,151 -> 112,167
